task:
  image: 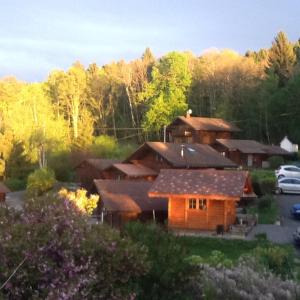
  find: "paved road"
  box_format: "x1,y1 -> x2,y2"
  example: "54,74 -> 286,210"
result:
247,194 -> 300,244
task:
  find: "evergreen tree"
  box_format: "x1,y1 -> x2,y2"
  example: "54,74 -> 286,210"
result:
267,31 -> 296,87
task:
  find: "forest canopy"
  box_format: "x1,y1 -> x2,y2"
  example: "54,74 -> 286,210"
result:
1,31 -> 300,182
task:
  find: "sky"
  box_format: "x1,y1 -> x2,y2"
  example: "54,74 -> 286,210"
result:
0,0 -> 299,82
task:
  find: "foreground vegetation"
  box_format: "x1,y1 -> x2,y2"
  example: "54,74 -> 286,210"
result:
1,192 -> 299,299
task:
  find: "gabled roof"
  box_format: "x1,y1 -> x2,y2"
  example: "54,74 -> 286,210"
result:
216,139 -> 291,156
109,163 -> 158,177
125,142 -> 237,169
168,116 -> 240,132
0,182 -> 10,193
93,180 -> 167,212
149,169 -> 250,199
75,158 -> 121,171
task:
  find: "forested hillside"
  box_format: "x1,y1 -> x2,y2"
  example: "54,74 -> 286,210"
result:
0,31 -> 300,182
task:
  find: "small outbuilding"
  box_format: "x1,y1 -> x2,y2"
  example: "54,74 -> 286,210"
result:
280,136 -> 298,153
148,169 -> 255,232
93,180 -> 167,227
0,182 -> 10,202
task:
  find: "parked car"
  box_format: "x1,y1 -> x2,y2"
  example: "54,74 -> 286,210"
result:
275,165 -> 300,179
276,177 -> 300,194
291,204 -> 300,220
293,227 -> 300,245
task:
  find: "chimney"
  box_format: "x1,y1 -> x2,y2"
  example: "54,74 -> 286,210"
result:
186,109 -> 192,118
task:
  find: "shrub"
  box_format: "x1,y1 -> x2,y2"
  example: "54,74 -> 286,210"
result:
251,170 -> 276,195
0,194 -> 148,299
4,178 -> 27,191
26,168 -> 56,196
89,135 -> 118,158
253,246 -> 293,278
124,222 -> 198,300
192,259 -> 300,300
58,188 -> 99,215
268,156 -> 284,169
257,194 -> 274,211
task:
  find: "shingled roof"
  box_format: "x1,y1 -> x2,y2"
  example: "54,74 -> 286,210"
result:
216,139 -> 291,156
148,169 -> 250,200
110,163 -> 158,177
76,158 -> 121,171
94,180 -> 167,212
125,142 -> 237,169
169,116 -> 240,132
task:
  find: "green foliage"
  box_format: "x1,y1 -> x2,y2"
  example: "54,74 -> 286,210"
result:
4,178 -> 27,191
26,168 -> 56,196
124,222 -> 197,300
257,194 -> 273,210
251,170 -> 276,196
253,246 -> 293,278
89,135 -> 118,158
141,51 -> 191,131
186,251 -> 233,268
268,156 -> 285,169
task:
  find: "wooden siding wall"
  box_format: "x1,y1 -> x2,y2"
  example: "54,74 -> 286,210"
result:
168,197 -> 237,231
75,163 -> 103,191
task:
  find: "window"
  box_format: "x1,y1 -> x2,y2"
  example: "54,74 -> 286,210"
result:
198,199 -> 207,210
189,198 -> 197,209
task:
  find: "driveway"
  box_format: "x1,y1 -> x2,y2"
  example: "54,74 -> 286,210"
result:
247,194 -> 300,244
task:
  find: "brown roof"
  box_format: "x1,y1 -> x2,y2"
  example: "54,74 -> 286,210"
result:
262,145 -> 291,156
76,158 -> 121,171
149,169 -> 249,199
169,116 -> 240,132
94,180 -> 167,212
0,182 -> 10,193
216,139 -> 266,154
111,163 -> 158,177
216,139 -> 291,156
125,142 -> 237,169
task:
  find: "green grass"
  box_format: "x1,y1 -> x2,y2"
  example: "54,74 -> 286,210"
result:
177,236 -> 267,261
248,201 -> 279,224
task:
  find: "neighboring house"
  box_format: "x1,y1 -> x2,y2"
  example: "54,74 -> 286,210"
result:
75,158 -> 121,191
148,169 -> 255,232
103,163 -> 157,181
213,139 -> 291,168
166,116 -> 240,144
93,180 -> 167,227
123,142 -> 237,172
0,182 -> 10,202
280,136 -> 298,153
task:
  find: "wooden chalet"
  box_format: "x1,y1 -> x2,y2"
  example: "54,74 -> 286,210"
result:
213,139 -> 291,168
93,180 -> 167,227
74,158 -> 121,191
166,116 -> 240,145
0,182 -> 10,202
123,142 -> 237,172
149,169 -> 255,232
103,163 -> 157,181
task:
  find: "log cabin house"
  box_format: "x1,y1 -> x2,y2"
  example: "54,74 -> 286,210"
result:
213,139 -> 291,168
166,116 -> 240,145
93,180 -> 167,227
148,169 -> 255,232
123,142 -> 237,172
0,182 -> 10,202
74,158 -> 121,191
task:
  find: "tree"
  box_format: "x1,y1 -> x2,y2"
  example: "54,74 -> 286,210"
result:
267,31 -> 296,87
141,51 -> 192,132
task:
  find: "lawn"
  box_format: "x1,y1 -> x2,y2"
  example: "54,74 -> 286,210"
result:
177,235 -> 266,260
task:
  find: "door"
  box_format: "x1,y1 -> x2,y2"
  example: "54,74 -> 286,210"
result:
247,154 -> 253,167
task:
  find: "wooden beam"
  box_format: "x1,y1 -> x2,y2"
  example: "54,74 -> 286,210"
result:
148,192 -> 240,201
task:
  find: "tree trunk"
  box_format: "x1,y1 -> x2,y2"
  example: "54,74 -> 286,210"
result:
125,86 -> 136,128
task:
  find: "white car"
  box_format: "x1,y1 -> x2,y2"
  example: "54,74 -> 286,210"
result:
275,165 -> 300,179
276,177 -> 300,194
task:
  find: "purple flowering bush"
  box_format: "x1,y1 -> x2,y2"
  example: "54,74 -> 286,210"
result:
0,195 -> 148,299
